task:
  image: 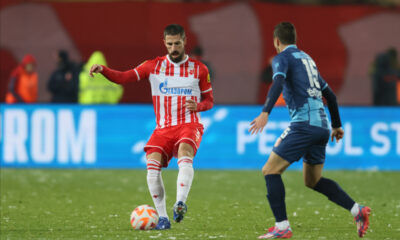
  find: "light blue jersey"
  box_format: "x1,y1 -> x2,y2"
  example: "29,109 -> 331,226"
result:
272,45 -> 329,129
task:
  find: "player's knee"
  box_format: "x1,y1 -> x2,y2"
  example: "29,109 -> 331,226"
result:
178,143 -> 195,158
262,165 -> 283,175
179,150 -> 193,158
146,152 -> 163,161
261,166 -> 269,175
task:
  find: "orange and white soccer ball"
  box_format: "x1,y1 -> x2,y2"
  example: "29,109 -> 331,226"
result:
130,205 -> 159,230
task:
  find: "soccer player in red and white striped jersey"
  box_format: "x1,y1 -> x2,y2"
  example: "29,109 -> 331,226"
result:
90,24 -> 213,230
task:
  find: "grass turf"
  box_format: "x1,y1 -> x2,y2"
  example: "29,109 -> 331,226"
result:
1,169 -> 399,239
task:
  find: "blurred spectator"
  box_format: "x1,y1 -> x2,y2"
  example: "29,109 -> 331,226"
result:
47,50 -> 80,103
371,48 -> 400,106
397,78 -> 400,105
79,51 -> 123,104
258,56 -> 285,105
190,46 -> 214,80
5,54 -> 38,104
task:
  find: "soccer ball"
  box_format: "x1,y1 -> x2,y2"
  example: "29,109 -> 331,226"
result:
130,205 -> 159,230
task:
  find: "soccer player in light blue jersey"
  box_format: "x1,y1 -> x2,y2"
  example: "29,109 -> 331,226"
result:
250,22 -> 371,239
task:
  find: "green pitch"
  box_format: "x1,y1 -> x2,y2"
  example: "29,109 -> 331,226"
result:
1,169 -> 399,239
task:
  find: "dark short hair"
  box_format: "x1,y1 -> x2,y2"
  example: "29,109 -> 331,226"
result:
387,47 -> 397,59
58,50 -> 69,62
164,24 -> 185,39
273,22 -> 296,45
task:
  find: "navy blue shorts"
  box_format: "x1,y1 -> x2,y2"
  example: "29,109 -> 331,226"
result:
272,122 -> 330,165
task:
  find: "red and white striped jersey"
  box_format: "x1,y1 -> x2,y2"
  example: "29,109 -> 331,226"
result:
133,55 -> 212,129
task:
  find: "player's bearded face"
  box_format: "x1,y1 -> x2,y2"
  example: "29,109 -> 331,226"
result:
164,35 -> 186,63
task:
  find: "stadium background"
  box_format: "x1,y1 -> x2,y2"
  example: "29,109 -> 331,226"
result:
1,1 -> 400,239
1,1 -> 399,105
1,0 -> 399,169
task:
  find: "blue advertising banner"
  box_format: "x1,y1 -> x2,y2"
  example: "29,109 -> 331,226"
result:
0,104 -> 399,170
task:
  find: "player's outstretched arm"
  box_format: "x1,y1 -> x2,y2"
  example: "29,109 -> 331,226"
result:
89,64 -> 139,84
249,112 -> 269,135
249,74 -> 284,135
